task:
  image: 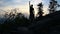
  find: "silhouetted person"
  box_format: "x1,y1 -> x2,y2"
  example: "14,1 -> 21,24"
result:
49,0 -> 60,14
37,2 -> 44,19
29,5 -> 34,23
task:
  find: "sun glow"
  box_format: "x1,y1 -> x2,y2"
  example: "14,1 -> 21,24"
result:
0,0 -> 50,17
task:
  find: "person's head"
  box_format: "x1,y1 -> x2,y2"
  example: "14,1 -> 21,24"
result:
37,2 -> 43,7
30,5 -> 33,7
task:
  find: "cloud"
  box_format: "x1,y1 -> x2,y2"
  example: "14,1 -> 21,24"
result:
31,0 -> 43,4
0,1 -> 3,4
0,0 -> 24,7
0,2 -> 29,14
0,0 -> 49,17
0,3 -> 29,18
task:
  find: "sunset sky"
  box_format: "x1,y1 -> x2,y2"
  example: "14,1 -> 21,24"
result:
0,0 -> 60,17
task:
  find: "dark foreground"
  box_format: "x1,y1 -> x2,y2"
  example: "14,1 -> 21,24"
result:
0,11 -> 60,34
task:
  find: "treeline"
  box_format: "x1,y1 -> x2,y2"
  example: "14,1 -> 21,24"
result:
0,0 -> 60,34
0,0 -> 60,25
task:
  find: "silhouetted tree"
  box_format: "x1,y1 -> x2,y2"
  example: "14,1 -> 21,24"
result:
37,2 -> 44,18
4,9 -> 30,26
49,0 -> 60,14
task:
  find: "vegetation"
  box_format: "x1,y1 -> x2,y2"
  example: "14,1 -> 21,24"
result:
0,0 -> 60,34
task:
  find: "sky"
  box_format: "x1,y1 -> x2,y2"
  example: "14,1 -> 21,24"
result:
0,0 -> 60,17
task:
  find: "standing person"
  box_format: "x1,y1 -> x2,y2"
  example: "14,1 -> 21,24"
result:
37,2 -> 44,19
29,4 -> 35,23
